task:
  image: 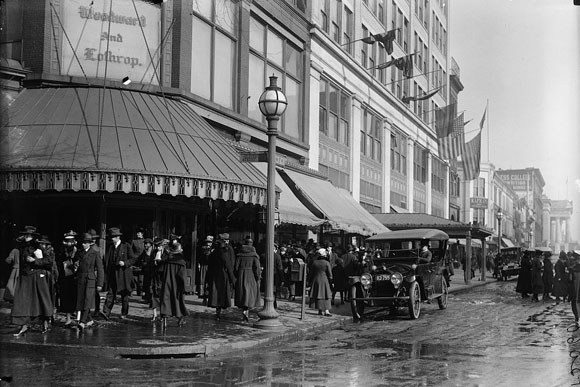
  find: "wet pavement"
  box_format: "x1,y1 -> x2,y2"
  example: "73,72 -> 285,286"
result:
7,271 -> 567,386
0,269 -> 488,359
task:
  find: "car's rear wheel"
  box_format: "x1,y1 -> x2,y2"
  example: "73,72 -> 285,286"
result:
437,277 -> 448,309
408,281 -> 421,319
350,284 -> 365,322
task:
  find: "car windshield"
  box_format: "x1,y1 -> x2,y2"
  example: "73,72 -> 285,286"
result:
367,240 -> 445,261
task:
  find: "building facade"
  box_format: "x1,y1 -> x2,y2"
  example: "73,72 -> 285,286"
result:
495,168 -> 545,247
309,0 -> 455,218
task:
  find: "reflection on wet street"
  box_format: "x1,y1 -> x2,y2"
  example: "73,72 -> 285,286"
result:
1,281 -> 578,386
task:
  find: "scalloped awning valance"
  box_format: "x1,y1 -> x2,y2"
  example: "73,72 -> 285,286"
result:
0,87 -> 268,205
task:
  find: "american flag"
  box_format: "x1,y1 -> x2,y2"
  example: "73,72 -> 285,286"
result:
438,113 -> 464,160
435,103 -> 457,138
461,130 -> 482,180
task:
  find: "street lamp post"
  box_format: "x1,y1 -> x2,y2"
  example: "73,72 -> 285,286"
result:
496,208 -> 503,259
255,75 -> 287,330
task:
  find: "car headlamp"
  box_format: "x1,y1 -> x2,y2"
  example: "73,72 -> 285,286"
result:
361,273 -> 372,287
390,272 -> 403,286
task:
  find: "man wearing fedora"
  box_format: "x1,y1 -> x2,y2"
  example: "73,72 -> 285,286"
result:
75,233 -> 104,329
101,227 -> 135,320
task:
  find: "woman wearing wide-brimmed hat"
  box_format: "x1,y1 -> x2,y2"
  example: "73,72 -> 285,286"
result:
149,237 -> 168,322
158,234 -> 189,328
553,251 -> 569,302
11,226 -> 55,337
308,248 -> 333,317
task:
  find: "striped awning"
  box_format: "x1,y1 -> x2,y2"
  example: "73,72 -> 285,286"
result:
0,87 -> 268,205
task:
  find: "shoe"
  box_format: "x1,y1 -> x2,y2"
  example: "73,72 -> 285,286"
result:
151,315 -> 159,322
99,311 -> 110,321
242,311 -> 249,322
324,313 -> 332,317
41,322 -> 49,334
13,325 -> 28,337
78,322 -> 86,330
318,310 -> 323,315
85,320 -> 94,328
178,316 -> 186,327
119,315 -> 127,320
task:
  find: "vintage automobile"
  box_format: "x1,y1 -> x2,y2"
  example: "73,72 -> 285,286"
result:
494,246 -> 522,281
350,228 -> 449,322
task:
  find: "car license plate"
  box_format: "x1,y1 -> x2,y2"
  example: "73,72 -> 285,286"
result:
376,274 -> 390,281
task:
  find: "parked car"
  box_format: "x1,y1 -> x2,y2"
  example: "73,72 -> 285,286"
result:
350,228 -> 449,322
494,247 -> 522,281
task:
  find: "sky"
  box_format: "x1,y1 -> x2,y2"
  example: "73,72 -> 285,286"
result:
450,0 -> 580,238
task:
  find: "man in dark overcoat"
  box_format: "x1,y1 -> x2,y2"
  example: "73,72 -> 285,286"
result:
101,227 -> 135,320
75,233 -> 104,328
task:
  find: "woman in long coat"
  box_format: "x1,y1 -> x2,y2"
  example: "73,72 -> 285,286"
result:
159,235 -> 189,328
11,226 -> 55,337
56,231 -> 79,325
207,239 -> 236,320
542,252 -> 554,300
74,233 -> 104,329
149,238 -> 168,322
234,240 -> 261,321
530,251 -> 544,302
553,251 -> 569,302
516,249 -> 533,298
309,248 -> 333,316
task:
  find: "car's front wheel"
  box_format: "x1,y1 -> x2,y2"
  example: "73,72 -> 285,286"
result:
437,277 -> 448,309
350,284 -> 365,322
408,281 -> 421,319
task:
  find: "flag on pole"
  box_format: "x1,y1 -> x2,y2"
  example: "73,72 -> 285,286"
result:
461,130 -> 482,180
362,29 -> 398,55
438,113 -> 465,160
402,87 -> 440,104
435,103 -> 457,138
479,107 -> 487,130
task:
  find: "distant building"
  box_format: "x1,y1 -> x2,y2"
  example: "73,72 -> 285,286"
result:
496,168 -> 545,247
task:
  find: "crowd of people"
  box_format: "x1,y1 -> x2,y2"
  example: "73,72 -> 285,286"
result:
515,248 -> 580,322
4,225 -> 458,335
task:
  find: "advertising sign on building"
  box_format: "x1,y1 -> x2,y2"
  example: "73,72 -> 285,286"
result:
60,0 -> 161,85
470,197 -> 488,209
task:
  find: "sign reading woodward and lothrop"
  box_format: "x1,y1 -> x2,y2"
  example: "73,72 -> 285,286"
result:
60,0 -> 161,84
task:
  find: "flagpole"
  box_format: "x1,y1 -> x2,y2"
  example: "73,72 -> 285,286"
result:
486,99 -> 490,164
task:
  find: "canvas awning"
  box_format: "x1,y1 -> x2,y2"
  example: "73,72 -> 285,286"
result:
0,87 -> 268,204
372,213 -> 493,240
277,168 -> 388,236
252,163 -> 324,227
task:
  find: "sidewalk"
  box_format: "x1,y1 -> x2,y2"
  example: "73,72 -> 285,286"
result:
0,269 -> 494,358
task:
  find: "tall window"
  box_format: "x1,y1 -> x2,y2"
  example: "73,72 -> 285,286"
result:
413,145 -> 427,184
473,208 -> 486,226
249,16 -> 304,140
361,107 -> 382,162
319,78 -> 350,146
321,0 -> 343,45
390,132 -> 407,175
343,6 -> 354,55
431,158 -> 446,194
361,25 -> 369,69
191,0 -> 238,109
473,177 -> 486,197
